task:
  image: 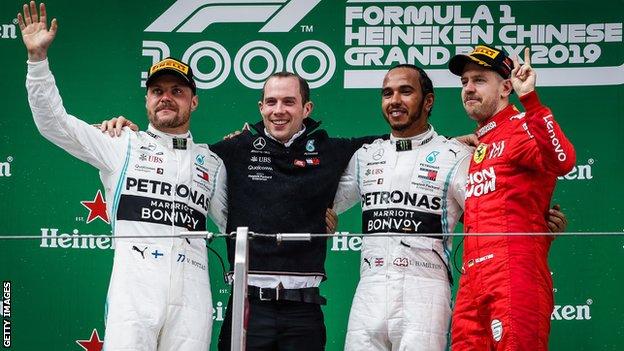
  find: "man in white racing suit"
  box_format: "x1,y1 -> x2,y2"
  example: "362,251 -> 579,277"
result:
19,3 -> 227,350
333,64 -> 470,350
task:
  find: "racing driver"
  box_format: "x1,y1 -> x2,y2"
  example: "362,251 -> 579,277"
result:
19,2 -> 227,350
333,64 -> 472,350
449,45 -> 576,350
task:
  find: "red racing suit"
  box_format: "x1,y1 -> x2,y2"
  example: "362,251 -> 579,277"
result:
451,91 -> 576,350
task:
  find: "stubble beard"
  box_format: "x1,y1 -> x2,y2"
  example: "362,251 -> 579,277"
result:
465,99 -> 497,124
385,99 -> 424,132
148,109 -> 189,130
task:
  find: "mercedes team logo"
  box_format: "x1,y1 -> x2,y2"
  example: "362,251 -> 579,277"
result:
373,148 -> 384,160
253,137 -> 266,150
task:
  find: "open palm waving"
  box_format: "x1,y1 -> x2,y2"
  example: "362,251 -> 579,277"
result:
17,1 -> 57,62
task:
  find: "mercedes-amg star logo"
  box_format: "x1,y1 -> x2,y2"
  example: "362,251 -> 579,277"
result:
373,148 -> 384,160
253,137 -> 266,150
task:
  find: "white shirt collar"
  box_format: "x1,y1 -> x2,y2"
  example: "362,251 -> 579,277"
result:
264,124 -> 307,148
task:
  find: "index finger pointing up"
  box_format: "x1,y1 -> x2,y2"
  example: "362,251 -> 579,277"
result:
523,47 -> 531,66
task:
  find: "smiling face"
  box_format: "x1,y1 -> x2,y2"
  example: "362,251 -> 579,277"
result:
258,76 -> 313,143
145,74 -> 198,134
381,67 -> 433,137
460,62 -> 512,125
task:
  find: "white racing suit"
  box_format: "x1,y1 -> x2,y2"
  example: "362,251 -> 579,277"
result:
333,126 -> 470,351
26,59 -> 227,351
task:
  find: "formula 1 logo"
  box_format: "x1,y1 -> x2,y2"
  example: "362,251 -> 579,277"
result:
145,0 -> 321,33
142,1 -> 335,90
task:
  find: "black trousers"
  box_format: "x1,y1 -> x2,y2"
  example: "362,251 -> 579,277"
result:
218,295 -> 326,351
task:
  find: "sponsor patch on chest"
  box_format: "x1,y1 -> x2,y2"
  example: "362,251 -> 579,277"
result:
466,167 -> 496,198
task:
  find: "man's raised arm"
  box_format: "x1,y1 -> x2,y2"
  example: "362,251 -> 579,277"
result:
20,1 -> 127,172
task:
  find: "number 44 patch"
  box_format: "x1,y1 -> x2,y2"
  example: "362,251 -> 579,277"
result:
393,257 -> 409,267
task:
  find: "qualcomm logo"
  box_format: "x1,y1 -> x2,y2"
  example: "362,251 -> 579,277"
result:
142,0 -> 335,90
146,0 -> 320,33
0,156 -> 13,177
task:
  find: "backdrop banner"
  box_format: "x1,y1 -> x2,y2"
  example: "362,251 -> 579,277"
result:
0,1 -> 622,350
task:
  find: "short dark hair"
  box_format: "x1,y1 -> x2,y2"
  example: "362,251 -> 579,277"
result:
388,64 -> 434,117
260,71 -> 311,104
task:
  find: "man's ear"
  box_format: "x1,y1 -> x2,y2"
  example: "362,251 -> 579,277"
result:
303,101 -> 314,118
501,79 -> 513,98
191,95 -> 199,112
424,93 -> 434,113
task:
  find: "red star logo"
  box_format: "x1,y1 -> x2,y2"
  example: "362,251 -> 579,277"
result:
81,190 -> 110,224
76,329 -> 103,351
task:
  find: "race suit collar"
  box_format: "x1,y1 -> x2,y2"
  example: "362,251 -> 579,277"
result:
390,124 -> 435,151
475,104 -> 521,139
251,118 -> 322,147
146,124 -> 193,150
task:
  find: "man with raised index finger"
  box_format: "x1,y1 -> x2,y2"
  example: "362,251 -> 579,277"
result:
449,45 -> 576,350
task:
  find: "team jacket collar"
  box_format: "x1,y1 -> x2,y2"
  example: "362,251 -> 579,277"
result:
251,118 -> 322,147
390,124 -> 435,151
264,125 -> 307,147
146,124 -> 193,150
475,104 -> 521,139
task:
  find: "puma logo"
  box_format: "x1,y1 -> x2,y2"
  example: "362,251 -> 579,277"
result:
132,245 -> 148,259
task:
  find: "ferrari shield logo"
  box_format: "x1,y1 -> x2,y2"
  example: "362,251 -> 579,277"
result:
473,143 -> 487,164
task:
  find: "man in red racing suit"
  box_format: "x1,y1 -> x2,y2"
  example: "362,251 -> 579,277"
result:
448,45 -> 576,350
